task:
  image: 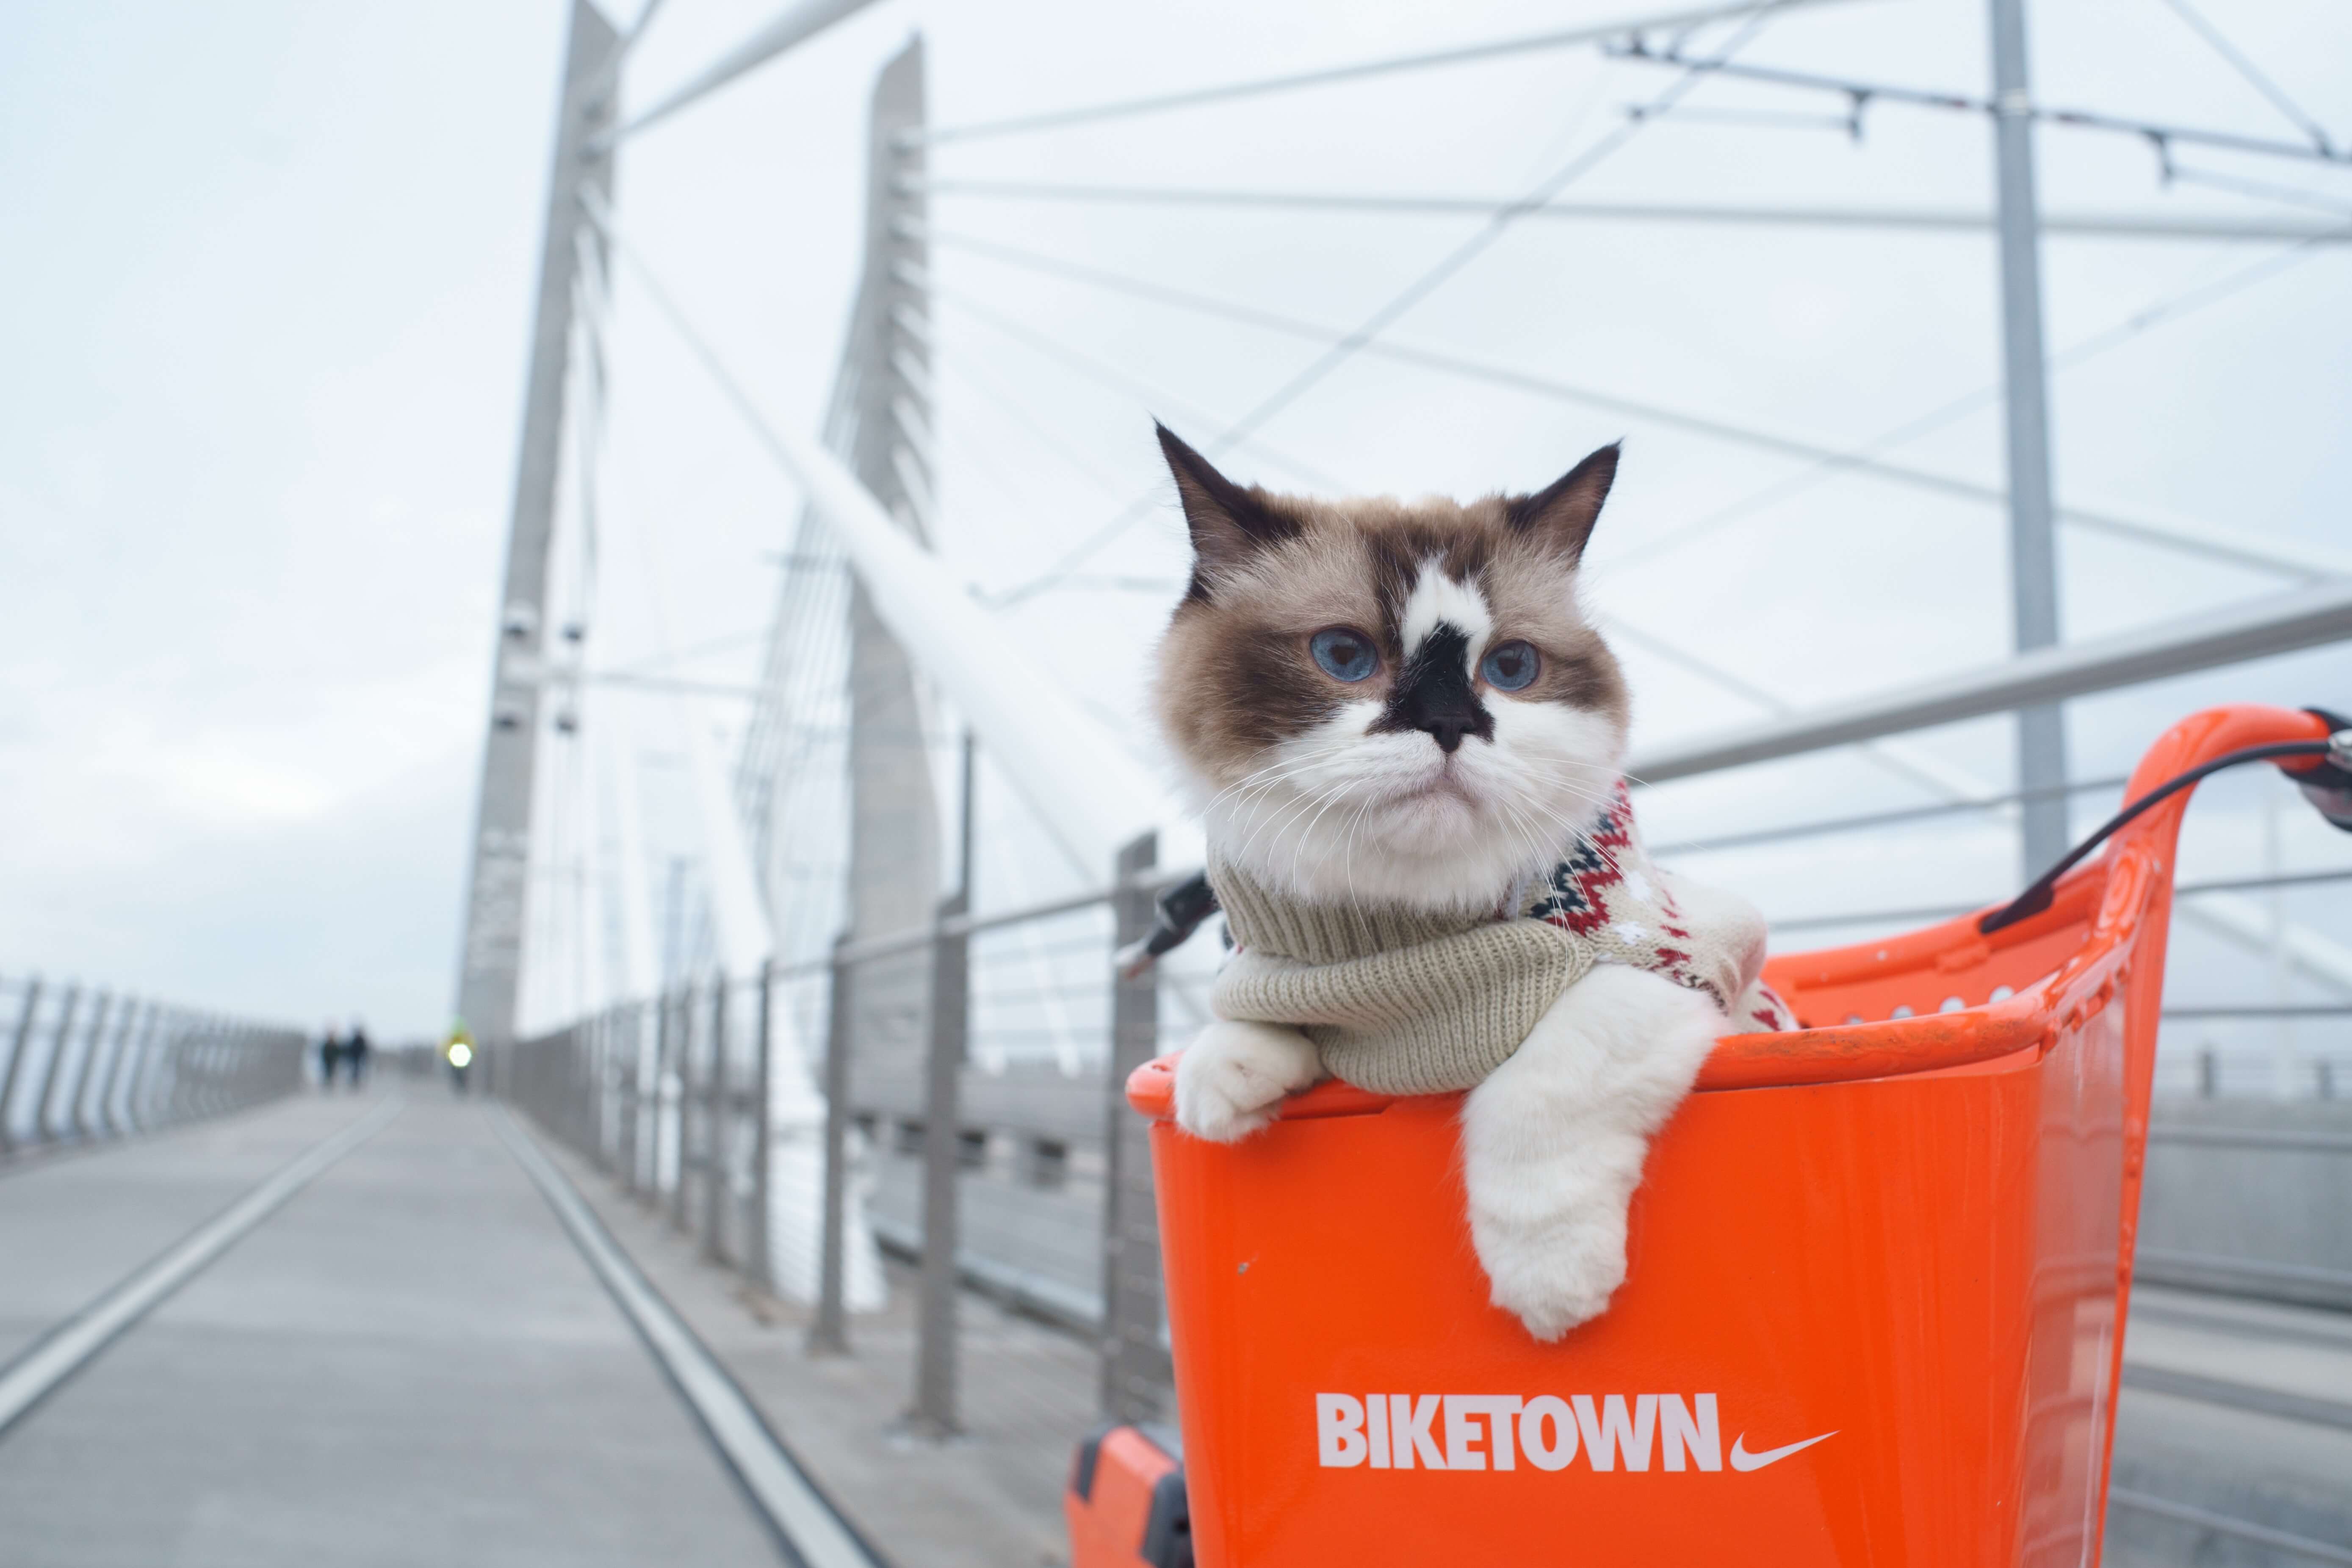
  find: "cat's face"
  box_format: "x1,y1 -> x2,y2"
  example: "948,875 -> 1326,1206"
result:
1152,426 -> 1630,912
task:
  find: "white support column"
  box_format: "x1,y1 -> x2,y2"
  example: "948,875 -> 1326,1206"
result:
455,0 -> 620,1055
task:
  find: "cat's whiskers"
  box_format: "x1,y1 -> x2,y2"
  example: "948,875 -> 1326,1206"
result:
1198,746 -> 1348,816
1286,773 -> 1368,888
1198,753 -> 1355,852
1225,767 -> 1366,872
1339,796 -> 1379,913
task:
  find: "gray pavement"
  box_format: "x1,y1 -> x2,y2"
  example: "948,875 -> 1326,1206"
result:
2108,1285 -> 2352,1564
0,1092 -> 783,1568
545,1130 -> 1093,1568
0,1095 -> 366,1369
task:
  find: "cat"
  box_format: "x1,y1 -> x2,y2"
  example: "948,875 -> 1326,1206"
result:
1150,423 -> 1784,1340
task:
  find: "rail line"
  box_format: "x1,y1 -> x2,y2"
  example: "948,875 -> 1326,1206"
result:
0,1098 -> 400,1436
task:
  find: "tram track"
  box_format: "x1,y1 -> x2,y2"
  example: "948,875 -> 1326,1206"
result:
0,1092 -> 872,1565
0,1097 -> 401,1437
488,1103 -> 890,1568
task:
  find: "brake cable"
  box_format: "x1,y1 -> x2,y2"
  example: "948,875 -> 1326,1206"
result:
1978,711 -> 2352,936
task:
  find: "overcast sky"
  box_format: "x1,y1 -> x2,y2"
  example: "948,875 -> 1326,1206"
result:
3,0 -> 2347,1041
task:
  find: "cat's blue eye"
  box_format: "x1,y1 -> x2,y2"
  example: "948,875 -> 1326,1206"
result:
1481,640 -> 1539,691
1309,628 -> 1379,683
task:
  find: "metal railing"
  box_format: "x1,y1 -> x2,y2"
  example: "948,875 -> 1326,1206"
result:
505,829 -> 1195,1436
0,971 -> 306,1162
507,972 -> 778,1282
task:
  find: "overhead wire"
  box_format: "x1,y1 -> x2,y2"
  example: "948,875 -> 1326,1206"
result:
910,0 -> 1850,146
921,224 -> 2338,582
2149,0 -> 2336,157
1511,47 -> 1618,180
911,176 -> 2352,242
1606,234 -> 2339,570
1622,103 -> 1855,131
1602,613 -> 2108,807
1601,39 -> 2352,169
925,280 -> 1346,494
988,4 -> 1794,606
2164,163 -> 2352,219
925,376 -> 1115,534
931,350 -> 1131,498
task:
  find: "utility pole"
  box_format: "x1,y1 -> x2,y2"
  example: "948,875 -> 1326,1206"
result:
453,0 -> 619,1059
1988,0 -> 2069,881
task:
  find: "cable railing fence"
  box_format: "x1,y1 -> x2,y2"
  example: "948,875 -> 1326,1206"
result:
506,831 -> 1187,1435
0,971 -> 306,1163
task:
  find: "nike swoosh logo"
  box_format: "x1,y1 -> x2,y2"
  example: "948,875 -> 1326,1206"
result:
1729,1430 -> 1837,1471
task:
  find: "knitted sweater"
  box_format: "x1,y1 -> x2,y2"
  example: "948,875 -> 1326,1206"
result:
1208,783 -> 1796,1095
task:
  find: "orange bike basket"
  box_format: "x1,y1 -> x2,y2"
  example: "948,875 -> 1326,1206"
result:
1123,704 -> 2333,1568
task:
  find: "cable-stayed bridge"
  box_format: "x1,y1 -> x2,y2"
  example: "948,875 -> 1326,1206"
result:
6,1 -> 2352,1562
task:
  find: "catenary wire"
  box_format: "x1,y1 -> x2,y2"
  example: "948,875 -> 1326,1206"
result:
922,278 -> 1347,493
2164,163 -> 2352,220
2150,0 -> 2336,157
933,350 -> 1132,498
1601,38 -> 2352,168
908,175 -> 2352,243
1608,235 -> 2337,569
919,224 -> 2332,584
910,0 -> 1850,146
1194,12 -> 1782,484
982,1 -> 1804,605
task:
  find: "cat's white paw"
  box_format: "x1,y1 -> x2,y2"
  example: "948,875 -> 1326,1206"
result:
1461,965 -> 1724,1341
1174,1020 -> 1321,1142
1480,1202 -> 1630,1341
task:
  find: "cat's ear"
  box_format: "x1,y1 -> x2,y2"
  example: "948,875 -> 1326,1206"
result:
1505,442 -> 1619,562
1157,422 -> 1296,586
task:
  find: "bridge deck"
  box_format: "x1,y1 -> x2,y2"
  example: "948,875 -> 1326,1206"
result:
543,1126 -> 1094,1568
6,1090 -> 2350,1566
0,1096 -> 790,1565
0,1091 -> 1094,1568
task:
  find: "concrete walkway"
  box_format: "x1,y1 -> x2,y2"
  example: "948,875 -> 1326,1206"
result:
0,1093 -> 783,1567
542,1129 -> 1097,1568
2107,1284 -> 2352,1563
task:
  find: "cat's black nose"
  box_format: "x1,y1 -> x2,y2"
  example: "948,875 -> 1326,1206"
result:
1423,716 -> 1475,753
1369,622 -> 1495,753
